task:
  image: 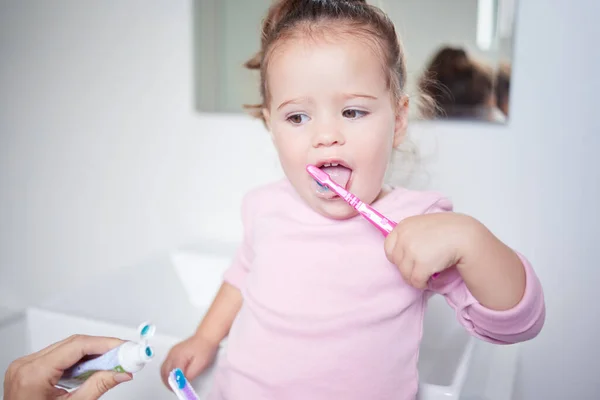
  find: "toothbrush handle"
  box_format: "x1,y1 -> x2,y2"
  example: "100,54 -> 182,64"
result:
355,200 -> 439,279
355,202 -> 396,236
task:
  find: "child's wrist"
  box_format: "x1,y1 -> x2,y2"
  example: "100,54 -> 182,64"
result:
194,326 -> 223,347
454,215 -> 492,271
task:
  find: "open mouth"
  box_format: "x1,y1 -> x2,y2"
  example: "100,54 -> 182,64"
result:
312,159 -> 353,199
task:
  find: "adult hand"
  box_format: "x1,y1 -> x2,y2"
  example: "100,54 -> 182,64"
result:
3,334 -> 132,400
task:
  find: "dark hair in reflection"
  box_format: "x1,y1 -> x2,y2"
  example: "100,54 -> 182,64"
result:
495,62 -> 511,117
418,46 -> 495,119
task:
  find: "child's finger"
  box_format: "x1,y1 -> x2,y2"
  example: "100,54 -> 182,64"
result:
397,255 -> 414,284
162,353 -> 194,390
186,356 -> 208,381
383,230 -> 400,264
160,356 -> 176,388
409,263 -> 431,290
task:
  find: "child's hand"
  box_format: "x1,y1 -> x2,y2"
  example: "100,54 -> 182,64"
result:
160,334 -> 219,389
384,213 -> 477,289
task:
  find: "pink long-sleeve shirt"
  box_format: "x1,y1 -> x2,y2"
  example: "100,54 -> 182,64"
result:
208,180 -> 545,400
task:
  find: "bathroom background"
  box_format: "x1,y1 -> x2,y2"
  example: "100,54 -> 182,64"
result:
0,0 -> 598,399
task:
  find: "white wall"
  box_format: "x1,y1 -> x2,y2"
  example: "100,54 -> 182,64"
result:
0,0 -> 598,398
0,0 -> 282,307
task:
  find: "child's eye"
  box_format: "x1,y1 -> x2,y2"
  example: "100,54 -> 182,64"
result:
342,109 -> 369,119
287,113 -> 310,125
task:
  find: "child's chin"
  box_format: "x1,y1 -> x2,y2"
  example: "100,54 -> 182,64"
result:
314,200 -> 358,220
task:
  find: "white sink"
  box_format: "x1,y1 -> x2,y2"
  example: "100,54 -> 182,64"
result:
418,296 -> 475,398
0,243 -> 520,399
0,307 -> 220,399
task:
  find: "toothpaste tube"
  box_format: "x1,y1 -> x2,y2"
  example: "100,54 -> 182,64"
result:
57,322 -> 155,390
168,368 -> 200,400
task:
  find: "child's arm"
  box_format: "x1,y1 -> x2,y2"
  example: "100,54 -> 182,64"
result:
385,195 -> 545,344
194,282 -> 243,345
433,248 -> 545,345
161,192 -> 257,387
424,200 -> 545,344
454,218 -> 527,311
160,282 -> 242,386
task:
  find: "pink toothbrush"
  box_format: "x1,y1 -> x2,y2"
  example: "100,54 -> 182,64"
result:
307,164 -> 396,236
306,164 -> 439,278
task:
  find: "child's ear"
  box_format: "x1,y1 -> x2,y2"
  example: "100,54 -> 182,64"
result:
393,96 -> 409,148
262,108 -> 274,139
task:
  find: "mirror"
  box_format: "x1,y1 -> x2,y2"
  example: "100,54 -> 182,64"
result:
193,0 -> 516,124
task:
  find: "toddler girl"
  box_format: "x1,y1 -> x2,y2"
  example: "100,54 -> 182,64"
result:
162,1 -> 545,399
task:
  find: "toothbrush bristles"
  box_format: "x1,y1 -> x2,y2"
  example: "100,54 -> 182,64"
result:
315,179 -> 330,191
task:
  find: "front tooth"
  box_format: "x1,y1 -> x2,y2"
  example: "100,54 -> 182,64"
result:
331,163 -> 338,167
323,163 -> 331,167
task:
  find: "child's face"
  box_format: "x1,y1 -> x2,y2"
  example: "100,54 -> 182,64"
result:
264,34 -> 406,219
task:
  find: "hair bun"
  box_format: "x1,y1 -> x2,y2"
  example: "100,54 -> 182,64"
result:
309,0 -> 367,5
335,0 -> 368,4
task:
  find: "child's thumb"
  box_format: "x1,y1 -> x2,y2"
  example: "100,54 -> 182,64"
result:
384,230 -> 399,262
67,371 -> 132,400
186,357 -> 207,381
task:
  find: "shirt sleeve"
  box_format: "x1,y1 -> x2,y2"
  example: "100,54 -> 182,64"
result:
222,193 -> 256,290
425,199 -> 546,344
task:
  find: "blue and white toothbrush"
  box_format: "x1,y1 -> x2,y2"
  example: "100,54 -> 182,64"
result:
168,368 -> 201,400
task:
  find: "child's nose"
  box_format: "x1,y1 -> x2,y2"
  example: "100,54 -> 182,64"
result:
311,126 -> 345,148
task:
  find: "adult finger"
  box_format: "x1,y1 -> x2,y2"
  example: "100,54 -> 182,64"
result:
15,335 -> 74,365
48,386 -> 70,398
62,371 -> 131,400
43,335 -> 124,373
